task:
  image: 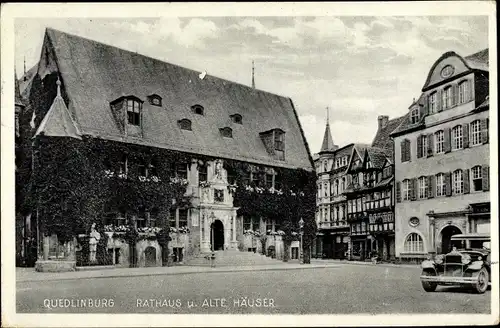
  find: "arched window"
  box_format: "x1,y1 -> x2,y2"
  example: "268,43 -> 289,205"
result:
191,104 -> 204,115
429,92 -> 437,113
434,130 -> 444,154
323,160 -> 328,172
418,176 -> 428,199
470,120 -> 482,146
404,233 -> 424,253
178,119 -> 192,131
452,125 -> 463,150
452,169 -> 464,194
220,127 -> 233,138
436,173 -> 445,197
442,86 -> 452,109
458,81 -> 469,103
402,179 -> 411,201
471,165 -> 482,191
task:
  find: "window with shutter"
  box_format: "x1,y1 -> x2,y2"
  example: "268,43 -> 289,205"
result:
452,84 -> 458,106
400,140 -> 406,162
427,175 -> 434,198
411,178 -> 417,201
435,130 -> 444,154
463,169 -> 470,194
445,172 -> 452,196
458,80 -> 470,104
427,133 -> 434,157
429,92 -> 437,114
436,173 -> 445,197
396,181 -> 401,203
470,120 -> 482,146
437,89 -> 443,112
406,139 -> 411,161
482,165 -> 489,191
416,135 -> 422,158
452,169 -> 464,194
444,128 -> 451,153
462,123 -> 469,148
481,118 -> 489,144
452,125 -> 463,150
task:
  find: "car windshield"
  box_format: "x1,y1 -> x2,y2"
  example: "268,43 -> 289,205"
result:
453,239 -> 490,250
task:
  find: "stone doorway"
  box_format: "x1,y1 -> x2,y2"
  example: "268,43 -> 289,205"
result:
145,247 -> 157,267
211,220 -> 224,251
440,225 -> 462,254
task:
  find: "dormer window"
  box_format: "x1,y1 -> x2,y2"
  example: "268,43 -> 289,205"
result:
220,127 -> 233,138
191,104 -> 204,115
147,94 -> 162,107
274,131 -> 284,151
259,128 -> 285,161
231,114 -> 243,124
178,119 -> 192,131
410,107 -> 420,124
127,98 -> 142,126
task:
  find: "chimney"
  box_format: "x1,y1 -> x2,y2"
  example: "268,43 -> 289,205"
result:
378,115 -> 389,130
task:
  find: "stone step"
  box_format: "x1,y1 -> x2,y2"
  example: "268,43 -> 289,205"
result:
185,250 -> 280,267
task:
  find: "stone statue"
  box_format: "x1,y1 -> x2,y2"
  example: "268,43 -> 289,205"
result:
89,223 -> 101,263
214,160 -> 223,179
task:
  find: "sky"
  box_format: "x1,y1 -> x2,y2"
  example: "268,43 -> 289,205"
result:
15,16 -> 489,154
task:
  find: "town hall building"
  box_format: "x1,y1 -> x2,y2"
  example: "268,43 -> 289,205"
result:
15,28 -> 315,268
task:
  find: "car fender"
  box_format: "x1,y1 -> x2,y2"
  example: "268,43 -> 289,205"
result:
465,261 -> 484,271
421,260 -> 436,270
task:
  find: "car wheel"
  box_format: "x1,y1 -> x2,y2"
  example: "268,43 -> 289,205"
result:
473,268 -> 489,294
421,271 -> 437,292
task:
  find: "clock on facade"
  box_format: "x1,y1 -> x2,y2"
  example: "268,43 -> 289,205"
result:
409,217 -> 420,227
440,65 -> 454,78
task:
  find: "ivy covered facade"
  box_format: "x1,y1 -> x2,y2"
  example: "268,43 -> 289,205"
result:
15,28 -> 316,269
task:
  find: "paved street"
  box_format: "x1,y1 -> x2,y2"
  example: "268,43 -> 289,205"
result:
17,264 -> 490,314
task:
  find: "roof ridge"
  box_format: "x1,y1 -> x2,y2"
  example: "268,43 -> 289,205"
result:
45,27 -> 290,100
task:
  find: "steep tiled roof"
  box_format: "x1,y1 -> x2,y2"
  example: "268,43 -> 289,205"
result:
35,81 -> 82,139
464,48 -> 489,71
371,116 -> 405,154
37,28 -> 312,170
366,147 -> 390,169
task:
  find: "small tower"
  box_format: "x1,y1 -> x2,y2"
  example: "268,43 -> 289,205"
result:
251,60 -> 255,89
320,106 -> 338,152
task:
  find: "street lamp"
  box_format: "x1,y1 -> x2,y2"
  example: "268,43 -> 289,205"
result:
299,218 -> 304,264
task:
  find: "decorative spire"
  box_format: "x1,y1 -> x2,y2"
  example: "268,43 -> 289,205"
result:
251,60 -> 255,89
320,106 -> 336,152
56,78 -> 61,97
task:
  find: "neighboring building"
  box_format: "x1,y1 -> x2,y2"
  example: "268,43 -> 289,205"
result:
344,115 -> 404,261
313,112 -> 354,259
391,49 -> 490,262
16,28 -> 314,267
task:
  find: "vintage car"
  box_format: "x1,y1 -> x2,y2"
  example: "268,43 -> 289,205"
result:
420,233 -> 491,293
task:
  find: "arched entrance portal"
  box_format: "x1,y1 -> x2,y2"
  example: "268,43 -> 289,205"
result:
440,225 -> 462,254
211,220 -> 224,251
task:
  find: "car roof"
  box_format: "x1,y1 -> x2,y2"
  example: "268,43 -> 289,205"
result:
451,233 -> 490,241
